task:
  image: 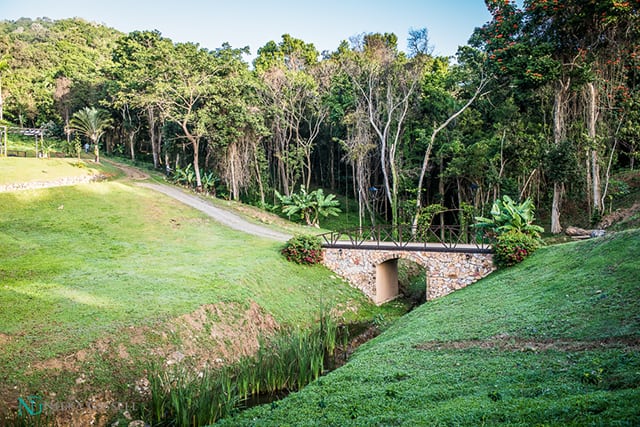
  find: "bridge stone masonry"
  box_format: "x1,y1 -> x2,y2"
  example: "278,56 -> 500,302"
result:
319,224 -> 495,305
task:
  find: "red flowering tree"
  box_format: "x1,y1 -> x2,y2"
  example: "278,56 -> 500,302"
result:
475,0 -> 640,232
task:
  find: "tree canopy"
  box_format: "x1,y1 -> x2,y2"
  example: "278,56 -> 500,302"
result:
1,7 -> 638,231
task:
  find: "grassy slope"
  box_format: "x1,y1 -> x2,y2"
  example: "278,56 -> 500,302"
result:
0,157 -> 114,185
0,180 -> 402,409
221,230 -> 640,426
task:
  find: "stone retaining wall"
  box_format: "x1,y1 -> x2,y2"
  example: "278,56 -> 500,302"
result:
0,174 -> 106,193
323,247 -> 494,303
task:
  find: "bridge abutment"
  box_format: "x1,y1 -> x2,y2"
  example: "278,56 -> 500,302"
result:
323,247 -> 494,305
376,258 -> 399,304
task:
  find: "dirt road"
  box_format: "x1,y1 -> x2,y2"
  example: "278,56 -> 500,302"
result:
137,182 -> 291,242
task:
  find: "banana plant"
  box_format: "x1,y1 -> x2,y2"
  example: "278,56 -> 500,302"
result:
475,195 -> 544,237
276,186 -> 341,227
310,188 -> 341,226
200,172 -> 219,195
172,164 -> 196,187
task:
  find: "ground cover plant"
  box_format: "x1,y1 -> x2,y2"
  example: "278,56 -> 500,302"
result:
219,229 -> 640,426
0,172 -> 406,423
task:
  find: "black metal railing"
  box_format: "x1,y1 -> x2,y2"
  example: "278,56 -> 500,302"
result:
318,223 -> 492,253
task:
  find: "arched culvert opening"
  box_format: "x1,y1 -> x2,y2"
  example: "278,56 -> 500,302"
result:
397,258 -> 427,308
374,254 -> 429,306
375,258 -> 399,305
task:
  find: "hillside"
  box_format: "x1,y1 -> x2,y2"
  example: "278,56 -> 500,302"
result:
220,229 -> 640,426
0,173 -> 405,424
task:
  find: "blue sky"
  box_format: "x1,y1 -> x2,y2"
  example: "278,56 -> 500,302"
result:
0,0 -> 491,58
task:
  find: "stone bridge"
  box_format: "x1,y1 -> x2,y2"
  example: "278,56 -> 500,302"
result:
320,225 -> 494,305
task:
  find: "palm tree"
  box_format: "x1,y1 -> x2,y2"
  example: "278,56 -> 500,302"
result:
69,107 -> 112,163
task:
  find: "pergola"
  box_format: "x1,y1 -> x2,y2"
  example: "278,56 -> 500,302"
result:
0,126 -> 46,157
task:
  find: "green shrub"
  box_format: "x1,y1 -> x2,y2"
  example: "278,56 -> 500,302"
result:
493,230 -> 541,268
281,234 -> 323,265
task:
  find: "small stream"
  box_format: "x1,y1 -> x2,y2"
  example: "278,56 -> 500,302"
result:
139,283 -> 423,425
237,321 -> 381,410
138,313 -> 397,426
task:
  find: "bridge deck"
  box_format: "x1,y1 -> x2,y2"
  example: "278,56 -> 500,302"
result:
323,240 -> 491,254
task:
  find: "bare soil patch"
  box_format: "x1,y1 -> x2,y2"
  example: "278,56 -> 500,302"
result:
3,301 -> 279,426
102,159 -> 149,180
599,201 -> 640,229
158,301 -> 280,368
0,333 -> 10,346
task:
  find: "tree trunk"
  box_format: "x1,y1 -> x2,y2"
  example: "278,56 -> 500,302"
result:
356,160 -> 364,228
551,183 -> 563,234
276,132 -> 290,196
585,155 -> 592,214
252,141 -> 266,206
229,142 -> 239,200
193,145 -> 202,188
390,163 -> 399,229
305,148 -> 312,191
129,132 -> 136,161
412,77 -> 489,230
147,108 -> 160,169
279,156 -> 289,195
94,140 -> 100,163
329,142 -> 335,189
550,79 -> 570,234
586,83 -> 602,214
591,149 -> 601,211
182,124 -> 202,189
439,156 -> 445,241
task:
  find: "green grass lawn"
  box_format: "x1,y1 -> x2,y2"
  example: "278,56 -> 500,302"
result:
0,157 -> 118,186
219,229 -> 640,426
0,179 -> 404,415
3,158 -> 639,425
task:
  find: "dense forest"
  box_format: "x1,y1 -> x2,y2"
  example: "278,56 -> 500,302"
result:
1,1 -> 638,232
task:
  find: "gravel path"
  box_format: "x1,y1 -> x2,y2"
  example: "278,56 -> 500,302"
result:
4,158 -> 291,242
137,182 -> 291,242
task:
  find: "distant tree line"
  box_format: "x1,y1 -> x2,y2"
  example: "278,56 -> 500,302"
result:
0,1 -> 638,232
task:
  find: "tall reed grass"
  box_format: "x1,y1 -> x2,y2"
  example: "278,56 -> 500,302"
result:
2,409 -> 54,427
143,312 -> 348,426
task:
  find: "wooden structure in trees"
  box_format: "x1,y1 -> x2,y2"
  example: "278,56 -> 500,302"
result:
2,127 -> 46,157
